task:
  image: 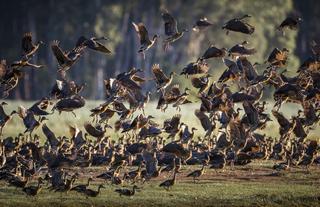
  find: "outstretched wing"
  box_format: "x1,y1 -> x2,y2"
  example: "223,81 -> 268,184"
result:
132,22 -> 150,45
51,40 -> 68,65
162,11 -> 178,36
152,64 -> 168,84
22,32 -> 33,53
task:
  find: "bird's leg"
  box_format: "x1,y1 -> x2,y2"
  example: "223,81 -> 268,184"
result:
25,62 -> 43,69
140,52 -> 145,60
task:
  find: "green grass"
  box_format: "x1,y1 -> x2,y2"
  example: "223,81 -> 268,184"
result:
2,100 -> 320,141
1,101 -> 320,206
0,162 -> 319,207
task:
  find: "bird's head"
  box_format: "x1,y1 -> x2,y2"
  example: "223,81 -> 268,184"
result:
253,62 -> 260,66
147,115 -> 155,119
40,117 -> 49,123
242,40 -> 249,45
10,110 -> 17,116
152,35 -> 159,41
191,127 -> 198,131
241,14 -> 252,19
170,71 -> 176,76
282,48 -> 290,53
0,101 -> 8,106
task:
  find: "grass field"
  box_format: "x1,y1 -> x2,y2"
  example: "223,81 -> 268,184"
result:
2,100 -> 320,140
0,101 -> 320,207
0,162 -> 319,207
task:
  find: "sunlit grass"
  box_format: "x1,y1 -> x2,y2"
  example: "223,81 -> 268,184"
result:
0,162 -> 319,207
2,100 -> 320,141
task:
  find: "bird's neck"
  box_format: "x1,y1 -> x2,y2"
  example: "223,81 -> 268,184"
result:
98,186 -> 102,194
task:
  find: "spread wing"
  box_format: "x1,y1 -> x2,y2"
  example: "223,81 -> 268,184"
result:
0,60 -> 7,79
51,40 -> 68,65
22,32 -> 33,53
162,11 -> 178,36
152,64 -> 168,84
132,22 -> 150,45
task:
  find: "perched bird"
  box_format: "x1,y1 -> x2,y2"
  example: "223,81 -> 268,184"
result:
22,178 -> 43,197
71,177 -> 93,193
132,22 -> 158,59
115,185 -> 139,197
159,171 -> 177,190
222,14 -> 255,35
186,163 -> 206,183
84,184 -> 105,198
162,10 -> 188,51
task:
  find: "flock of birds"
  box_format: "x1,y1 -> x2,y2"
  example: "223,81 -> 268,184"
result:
0,10 -> 319,200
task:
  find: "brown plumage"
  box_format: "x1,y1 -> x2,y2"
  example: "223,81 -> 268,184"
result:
159,171 -> 177,190
132,22 -> 158,59
278,16 -> 302,34
84,122 -> 106,139
199,46 -> 227,61
21,32 -> 43,58
22,178 -> 43,197
76,36 -> 111,54
193,17 -> 213,31
53,95 -> 86,116
84,184 -> 105,197
222,14 -> 255,35
181,62 -> 209,77
152,64 -> 174,92
195,109 -> 214,138
267,48 -> 289,67
162,10 -> 187,50
163,114 -> 181,138
191,74 -> 211,94
186,163 -> 206,183
0,102 -> 16,135
51,40 -> 83,71
228,41 -> 256,58
115,185 -> 139,197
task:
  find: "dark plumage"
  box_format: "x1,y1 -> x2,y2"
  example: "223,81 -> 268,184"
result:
278,16 -> 302,33
132,22 -> 158,58
222,14 -> 255,35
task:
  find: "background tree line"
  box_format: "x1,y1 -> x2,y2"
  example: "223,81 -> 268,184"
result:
0,0 -> 318,100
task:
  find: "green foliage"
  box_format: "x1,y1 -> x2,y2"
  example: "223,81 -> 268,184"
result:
0,0 -> 305,99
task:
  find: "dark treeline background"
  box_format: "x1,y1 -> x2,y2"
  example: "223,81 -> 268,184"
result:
0,0 -> 319,100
